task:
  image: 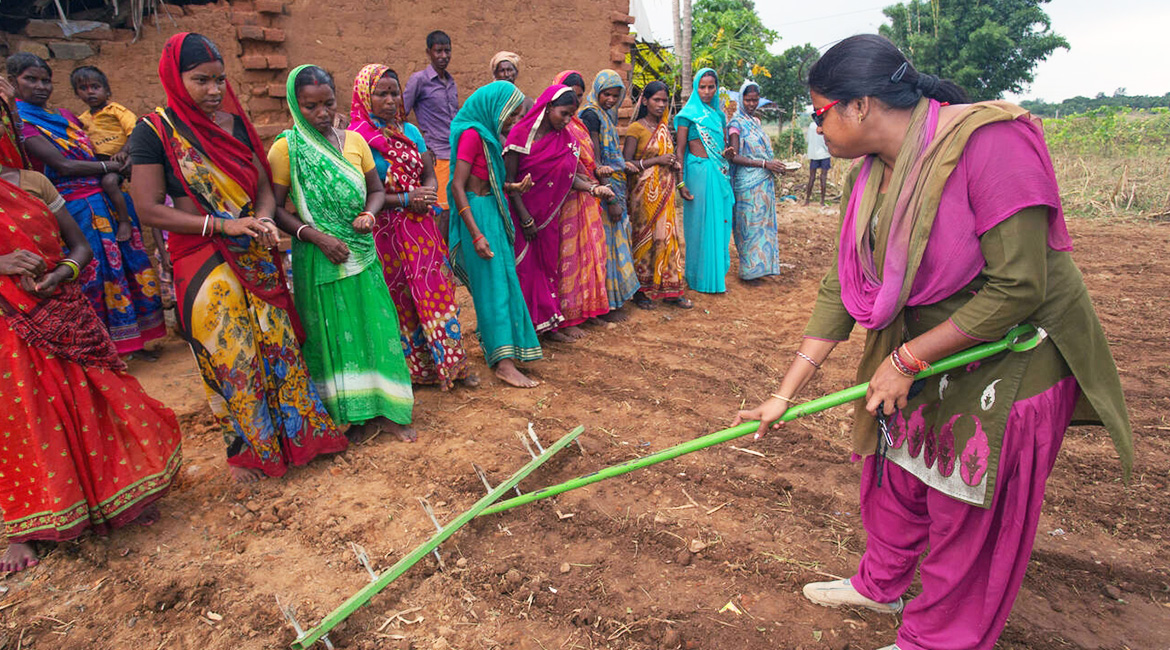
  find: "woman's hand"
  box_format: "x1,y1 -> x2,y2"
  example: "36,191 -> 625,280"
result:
591,184 -> 615,201
624,161 -> 639,174
30,266 -> 71,297
606,200 -> 624,221
865,356 -> 916,417
352,212 -> 376,234
595,165 -> 614,178
764,159 -> 786,174
222,217 -> 278,248
679,186 -> 694,201
115,220 -> 133,242
505,173 -> 534,194
722,145 -> 736,161
310,231 -> 351,265
670,156 -> 682,172
521,221 -> 538,242
472,232 -> 493,259
0,250 -> 47,278
731,396 -> 790,440
409,186 -> 437,213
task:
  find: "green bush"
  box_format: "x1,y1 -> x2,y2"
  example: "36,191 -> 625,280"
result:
771,125 -> 806,159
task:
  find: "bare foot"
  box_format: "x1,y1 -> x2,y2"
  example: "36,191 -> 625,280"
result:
457,372 -> 481,388
345,422 -> 378,444
544,330 -> 572,343
664,296 -> 693,309
599,308 -> 629,323
132,504 -> 160,527
493,359 -> 539,388
561,325 -> 587,341
1,542 -> 38,572
380,419 -> 417,443
229,466 -> 267,483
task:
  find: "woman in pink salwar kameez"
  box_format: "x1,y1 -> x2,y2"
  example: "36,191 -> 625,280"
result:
734,35 -> 1132,650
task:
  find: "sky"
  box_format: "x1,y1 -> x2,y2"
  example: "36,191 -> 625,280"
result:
631,0 -> 1170,102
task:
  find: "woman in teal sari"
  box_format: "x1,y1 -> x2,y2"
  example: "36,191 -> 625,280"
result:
726,80 -> 786,280
448,81 -> 542,388
675,68 -> 734,294
267,65 -> 415,442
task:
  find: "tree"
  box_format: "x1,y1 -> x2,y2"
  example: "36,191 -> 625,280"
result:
879,0 -> 1069,101
755,44 -> 820,122
691,0 -> 777,91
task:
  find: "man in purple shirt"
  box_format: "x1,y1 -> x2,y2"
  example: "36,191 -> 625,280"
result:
403,30 -> 457,214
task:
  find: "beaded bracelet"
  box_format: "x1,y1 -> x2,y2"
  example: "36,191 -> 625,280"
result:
899,343 -> 931,372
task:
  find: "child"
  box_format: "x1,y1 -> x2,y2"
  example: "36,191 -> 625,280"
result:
72,65 -> 173,306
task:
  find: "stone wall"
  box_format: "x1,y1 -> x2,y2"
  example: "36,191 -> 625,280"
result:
2,0 -> 636,141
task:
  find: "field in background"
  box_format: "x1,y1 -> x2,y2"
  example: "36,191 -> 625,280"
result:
763,107 -> 1170,219
1044,108 -> 1170,219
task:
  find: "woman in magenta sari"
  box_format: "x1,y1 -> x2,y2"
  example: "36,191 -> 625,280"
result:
551,70 -> 610,336
348,63 -> 476,390
503,84 -> 614,342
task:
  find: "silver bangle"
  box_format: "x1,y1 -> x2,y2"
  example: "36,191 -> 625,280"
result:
201,214 -> 211,237
100,161 -> 109,174
795,350 -> 823,370
295,224 -> 310,241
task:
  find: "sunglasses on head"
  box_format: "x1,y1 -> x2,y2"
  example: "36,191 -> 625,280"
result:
811,99 -> 840,127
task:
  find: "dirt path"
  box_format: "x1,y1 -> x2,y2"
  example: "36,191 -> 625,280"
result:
2,204 -> 1167,650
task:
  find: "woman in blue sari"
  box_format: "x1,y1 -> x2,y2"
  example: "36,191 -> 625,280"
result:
674,68 -> 733,294
726,80 -> 786,280
9,53 -> 163,356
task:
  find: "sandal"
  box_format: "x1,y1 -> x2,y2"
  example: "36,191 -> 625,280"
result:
632,292 -> 655,310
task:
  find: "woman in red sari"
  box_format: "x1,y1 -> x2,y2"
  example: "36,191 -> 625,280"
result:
348,64 -> 477,390
0,162 -> 181,572
130,33 -> 344,482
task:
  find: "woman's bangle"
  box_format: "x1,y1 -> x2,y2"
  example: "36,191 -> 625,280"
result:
889,350 -> 918,377
57,258 -> 81,282
201,214 -> 211,237
458,205 -> 471,216
295,224 -> 311,241
473,234 -> 486,244
770,393 -> 794,403
356,211 -> 374,221
100,161 -> 109,174
677,181 -> 687,190
638,159 -> 645,171
898,343 -> 931,372
520,218 -> 535,228
758,159 -> 765,169
795,350 -> 822,370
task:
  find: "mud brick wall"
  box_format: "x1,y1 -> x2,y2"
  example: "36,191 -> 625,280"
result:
2,0 -> 637,142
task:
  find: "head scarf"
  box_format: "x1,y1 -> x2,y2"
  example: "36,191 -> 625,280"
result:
277,64 -> 373,281
158,32 -> 269,198
580,70 -> 627,171
490,51 -> 521,77
0,176 -> 122,369
503,84 -> 580,230
349,64 -> 405,158
674,67 -> 727,174
445,81 -> 526,276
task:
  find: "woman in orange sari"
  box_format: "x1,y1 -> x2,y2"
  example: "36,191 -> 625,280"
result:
623,81 -> 689,308
550,71 -> 609,336
0,163 -> 181,572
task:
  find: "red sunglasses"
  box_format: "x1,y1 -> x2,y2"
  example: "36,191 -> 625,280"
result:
811,99 -> 841,127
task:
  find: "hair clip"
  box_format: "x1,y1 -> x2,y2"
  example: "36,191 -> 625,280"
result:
890,62 -> 910,84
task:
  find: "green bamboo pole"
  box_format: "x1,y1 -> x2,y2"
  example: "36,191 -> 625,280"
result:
290,426 -> 585,649
478,325 -> 1043,517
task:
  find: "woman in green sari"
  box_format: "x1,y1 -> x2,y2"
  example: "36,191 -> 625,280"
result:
267,65 -> 415,441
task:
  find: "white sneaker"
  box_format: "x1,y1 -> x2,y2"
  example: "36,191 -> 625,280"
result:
801,578 -> 904,614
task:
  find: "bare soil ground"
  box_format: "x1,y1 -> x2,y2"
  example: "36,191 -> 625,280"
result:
2,204 -> 1168,650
